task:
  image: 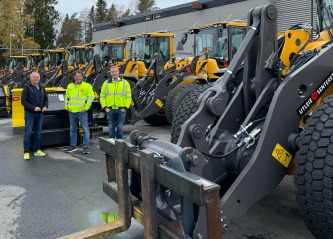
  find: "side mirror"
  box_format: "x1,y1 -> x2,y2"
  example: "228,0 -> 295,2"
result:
145,37 -> 150,46
100,43 -> 105,51
217,25 -> 223,38
181,33 -> 188,45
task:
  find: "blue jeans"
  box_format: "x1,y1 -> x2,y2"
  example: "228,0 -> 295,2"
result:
23,111 -> 43,152
106,109 -> 126,139
69,112 -> 90,149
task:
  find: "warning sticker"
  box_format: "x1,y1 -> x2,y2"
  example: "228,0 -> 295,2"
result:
155,98 -> 163,108
272,143 -> 292,168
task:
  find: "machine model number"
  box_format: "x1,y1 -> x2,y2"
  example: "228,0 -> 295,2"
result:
297,72 -> 333,117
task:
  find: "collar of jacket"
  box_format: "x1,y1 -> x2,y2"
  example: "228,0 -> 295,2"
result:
28,81 -> 40,89
74,81 -> 83,85
108,77 -> 121,83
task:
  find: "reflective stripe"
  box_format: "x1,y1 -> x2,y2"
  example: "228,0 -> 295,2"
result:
105,92 -> 126,96
69,97 -> 87,100
106,80 -> 126,96
101,79 -> 131,109
68,102 -> 85,106
66,82 -> 94,112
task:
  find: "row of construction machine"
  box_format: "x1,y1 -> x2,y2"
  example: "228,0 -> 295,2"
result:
10,40 -> 129,147
10,45 -> 95,148
90,32 -> 178,127
88,23 -> 247,128
0,53 -> 43,116
61,0 -> 333,238
89,23 -> 246,128
127,21 -> 246,127
9,48 -> 70,147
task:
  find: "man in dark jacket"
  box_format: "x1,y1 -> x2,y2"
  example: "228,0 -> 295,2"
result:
21,72 -> 48,160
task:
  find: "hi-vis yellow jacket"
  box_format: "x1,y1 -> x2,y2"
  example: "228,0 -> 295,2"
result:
100,79 -> 132,109
65,81 -> 94,113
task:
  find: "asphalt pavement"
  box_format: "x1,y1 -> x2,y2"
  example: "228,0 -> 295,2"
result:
0,117 -> 315,239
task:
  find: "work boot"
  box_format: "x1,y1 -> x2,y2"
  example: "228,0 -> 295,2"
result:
66,146 -> 77,153
83,148 -> 90,154
34,150 -> 46,157
24,153 -> 30,160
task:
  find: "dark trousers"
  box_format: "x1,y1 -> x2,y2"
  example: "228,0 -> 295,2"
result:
23,111 -> 43,152
106,109 -> 126,139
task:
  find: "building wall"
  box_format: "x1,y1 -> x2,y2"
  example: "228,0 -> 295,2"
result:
270,0 -> 317,32
93,0 -> 318,56
93,0 -> 268,54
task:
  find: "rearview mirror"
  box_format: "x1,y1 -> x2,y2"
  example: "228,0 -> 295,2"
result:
217,25 -> 223,38
181,33 -> 188,45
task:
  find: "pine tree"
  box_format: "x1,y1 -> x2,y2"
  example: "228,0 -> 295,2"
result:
136,0 -> 156,14
121,9 -> 131,18
24,0 -> 60,49
107,4 -> 119,21
95,0 -> 108,24
56,13 -> 82,47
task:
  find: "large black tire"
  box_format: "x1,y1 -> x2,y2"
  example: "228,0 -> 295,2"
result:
294,95 -> 333,239
165,83 -> 201,125
171,84 -> 211,143
143,113 -> 169,126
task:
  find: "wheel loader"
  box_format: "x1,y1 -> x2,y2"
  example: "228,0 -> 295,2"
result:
84,39 -> 128,88
57,44 -> 94,88
41,48 -> 73,87
60,1 -> 333,239
120,31 -> 176,80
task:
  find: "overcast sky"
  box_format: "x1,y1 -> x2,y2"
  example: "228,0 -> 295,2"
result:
55,0 -> 193,16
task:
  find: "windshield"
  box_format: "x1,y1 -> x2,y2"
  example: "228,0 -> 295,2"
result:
93,44 -> 104,58
110,44 -> 125,61
230,26 -> 246,59
317,0 -> 333,31
130,36 -> 170,63
68,47 -> 94,66
130,36 -> 151,61
48,52 -> 63,67
30,55 -> 42,68
67,50 -> 75,66
84,48 -> 94,63
94,43 -> 125,64
194,27 -> 225,58
9,58 -> 27,69
155,37 -> 170,62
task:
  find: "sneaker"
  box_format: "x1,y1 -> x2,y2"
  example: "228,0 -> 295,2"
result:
34,150 -> 46,157
83,148 -> 90,154
65,147 -> 77,153
24,153 -> 30,160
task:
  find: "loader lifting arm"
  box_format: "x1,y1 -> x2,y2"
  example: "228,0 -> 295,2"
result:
135,55 -> 204,119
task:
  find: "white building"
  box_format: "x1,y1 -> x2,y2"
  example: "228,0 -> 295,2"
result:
93,0 -> 317,54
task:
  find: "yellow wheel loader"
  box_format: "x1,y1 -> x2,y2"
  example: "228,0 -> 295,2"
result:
120,32 -> 176,80
57,45 -> 94,88
61,1 -> 333,238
